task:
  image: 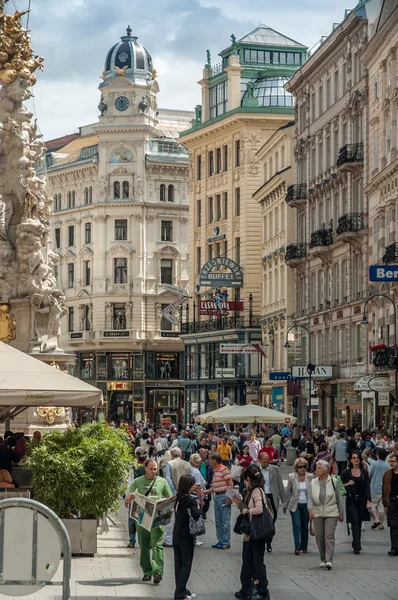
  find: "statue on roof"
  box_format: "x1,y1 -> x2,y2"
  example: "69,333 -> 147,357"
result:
206,49 -> 211,68
246,81 -> 256,98
231,34 -> 238,55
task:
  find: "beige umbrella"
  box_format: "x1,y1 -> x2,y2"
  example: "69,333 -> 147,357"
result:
194,404 -> 231,423
202,402 -> 296,424
0,342 -> 102,417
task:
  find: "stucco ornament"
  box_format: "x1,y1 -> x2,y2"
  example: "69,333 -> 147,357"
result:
0,0 -> 67,352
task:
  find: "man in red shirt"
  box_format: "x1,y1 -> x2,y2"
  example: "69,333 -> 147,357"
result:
258,437 -> 279,464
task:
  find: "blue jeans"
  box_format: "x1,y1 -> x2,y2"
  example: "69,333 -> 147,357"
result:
290,503 -> 309,550
128,515 -> 137,544
214,493 -> 231,546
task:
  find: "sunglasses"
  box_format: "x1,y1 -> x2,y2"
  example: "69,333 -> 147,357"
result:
298,465 -> 307,468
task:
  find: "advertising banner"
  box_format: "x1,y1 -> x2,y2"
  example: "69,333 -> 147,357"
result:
199,300 -> 243,315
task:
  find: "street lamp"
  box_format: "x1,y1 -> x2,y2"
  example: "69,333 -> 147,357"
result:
285,324 -> 314,430
361,293 -> 398,434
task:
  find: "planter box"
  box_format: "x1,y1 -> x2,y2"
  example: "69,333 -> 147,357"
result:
62,518 -> 97,555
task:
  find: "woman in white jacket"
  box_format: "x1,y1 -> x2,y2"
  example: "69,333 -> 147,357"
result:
308,459 -> 344,570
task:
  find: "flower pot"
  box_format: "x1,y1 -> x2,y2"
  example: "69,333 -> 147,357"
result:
61,518 -> 97,555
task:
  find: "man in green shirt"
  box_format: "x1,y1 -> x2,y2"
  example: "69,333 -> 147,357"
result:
126,459 -> 172,584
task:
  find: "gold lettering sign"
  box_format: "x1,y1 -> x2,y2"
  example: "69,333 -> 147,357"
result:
0,305 -> 16,343
26,391 -> 55,405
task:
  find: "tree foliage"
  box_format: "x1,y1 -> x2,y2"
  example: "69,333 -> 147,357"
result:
27,424 -> 132,519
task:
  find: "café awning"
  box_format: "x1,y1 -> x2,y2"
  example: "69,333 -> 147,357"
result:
195,402 -> 296,424
0,342 -> 102,419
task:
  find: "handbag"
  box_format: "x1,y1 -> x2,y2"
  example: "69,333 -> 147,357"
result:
250,490 -> 275,542
233,512 -> 251,535
231,465 -> 243,480
309,520 -> 315,537
188,508 -> 206,536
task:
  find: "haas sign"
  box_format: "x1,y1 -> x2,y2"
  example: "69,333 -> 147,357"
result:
199,257 -> 243,288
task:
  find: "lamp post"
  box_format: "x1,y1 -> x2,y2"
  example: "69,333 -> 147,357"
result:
360,293 -> 398,435
284,324 -> 314,430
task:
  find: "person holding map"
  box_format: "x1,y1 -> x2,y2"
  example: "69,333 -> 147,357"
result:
126,458 -> 173,584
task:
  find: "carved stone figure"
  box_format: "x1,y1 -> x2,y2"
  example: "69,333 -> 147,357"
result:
135,176 -> 143,201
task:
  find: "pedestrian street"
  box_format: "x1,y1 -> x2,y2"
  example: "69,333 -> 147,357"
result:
10,463 -> 398,600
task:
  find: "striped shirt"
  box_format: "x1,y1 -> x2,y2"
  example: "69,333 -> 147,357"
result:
212,464 -> 232,493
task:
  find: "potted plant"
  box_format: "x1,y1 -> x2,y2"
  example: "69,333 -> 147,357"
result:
27,423 -> 131,554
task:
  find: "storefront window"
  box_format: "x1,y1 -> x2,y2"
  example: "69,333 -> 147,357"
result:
111,353 -> 131,379
133,354 -> 144,379
97,353 -> 107,379
156,353 -> 179,379
80,354 -> 94,379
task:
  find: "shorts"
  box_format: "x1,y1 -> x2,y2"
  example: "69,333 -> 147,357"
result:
371,494 -> 384,514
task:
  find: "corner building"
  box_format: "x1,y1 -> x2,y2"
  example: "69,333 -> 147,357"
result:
179,27 -> 306,419
285,4 -> 375,428
46,29 -> 193,423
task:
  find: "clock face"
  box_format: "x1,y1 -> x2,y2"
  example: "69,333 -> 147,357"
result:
115,96 -> 129,112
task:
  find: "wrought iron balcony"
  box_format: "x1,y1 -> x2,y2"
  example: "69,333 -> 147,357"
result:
285,184 -> 307,204
336,213 -> 364,235
181,315 -> 261,335
337,143 -> 363,167
309,229 -> 333,248
285,243 -> 307,262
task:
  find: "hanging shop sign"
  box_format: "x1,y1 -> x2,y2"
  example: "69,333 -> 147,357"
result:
162,283 -> 189,297
199,257 -> 243,288
220,343 -> 265,354
378,391 -> 391,406
199,300 -> 243,315
354,375 -> 375,391
368,376 -> 395,392
161,295 -> 188,325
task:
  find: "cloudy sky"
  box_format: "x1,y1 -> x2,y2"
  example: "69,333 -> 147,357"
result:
14,0 -> 359,140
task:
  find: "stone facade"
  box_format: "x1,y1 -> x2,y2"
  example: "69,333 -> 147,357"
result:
179,27 -> 306,418
253,122 -> 296,412
362,3 -> 398,431
44,29 -> 194,423
285,8 -> 370,428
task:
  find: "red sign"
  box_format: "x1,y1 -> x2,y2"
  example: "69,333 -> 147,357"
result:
199,300 -> 244,315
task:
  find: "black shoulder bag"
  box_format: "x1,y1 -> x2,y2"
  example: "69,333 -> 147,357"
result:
250,489 -> 275,542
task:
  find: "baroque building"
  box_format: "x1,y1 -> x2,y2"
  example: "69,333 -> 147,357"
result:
253,122 -> 296,413
179,26 -> 307,419
45,28 -> 193,423
362,0 -> 398,431
285,4 -> 372,428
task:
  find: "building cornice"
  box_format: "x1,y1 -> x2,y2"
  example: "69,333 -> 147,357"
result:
286,15 -> 364,92
365,158 -> 398,194
46,161 -> 98,177
361,9 -> 398,65
252,166 -> 291,201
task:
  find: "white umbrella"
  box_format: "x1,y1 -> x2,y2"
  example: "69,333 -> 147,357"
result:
0,342 -> 102,408
202,402 -> 296,424
194,404 -> 231,423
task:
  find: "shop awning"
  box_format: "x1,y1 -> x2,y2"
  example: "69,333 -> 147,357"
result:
0,342 -> 102,419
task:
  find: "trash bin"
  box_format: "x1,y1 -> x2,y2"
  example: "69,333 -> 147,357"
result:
286,446 -> 297,466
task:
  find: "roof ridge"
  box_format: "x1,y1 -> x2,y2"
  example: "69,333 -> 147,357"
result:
238,24 -> 305,48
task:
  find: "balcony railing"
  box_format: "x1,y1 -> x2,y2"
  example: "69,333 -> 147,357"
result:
181,315 -> 261,335
285,243 -> 307,261
383,242 -> 398,264
337,143 -> 363,167
285,184 -> 307,203
336,213 -> 364,235
310,229 -> 333,248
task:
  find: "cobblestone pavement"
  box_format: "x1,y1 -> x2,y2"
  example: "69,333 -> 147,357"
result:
4,464 -> 398,600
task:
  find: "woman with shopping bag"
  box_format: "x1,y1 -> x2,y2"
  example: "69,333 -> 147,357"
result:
233,464 -> 272,600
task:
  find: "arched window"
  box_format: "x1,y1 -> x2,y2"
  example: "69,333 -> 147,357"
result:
122,181 -> 129,199
84,187 -> 88,205
114,181 -> 120,199
160,184 -> 166,202
88,186 -> 93,204
168,184 -> 174,203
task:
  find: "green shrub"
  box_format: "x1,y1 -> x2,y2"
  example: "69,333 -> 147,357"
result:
27,423 -> 132,519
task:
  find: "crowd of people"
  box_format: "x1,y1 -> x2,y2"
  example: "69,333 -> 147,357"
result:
123,420 -> 398,600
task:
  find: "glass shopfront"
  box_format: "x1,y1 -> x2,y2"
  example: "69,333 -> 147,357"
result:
156,353 -> 179,379
335,383 -> 362,429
